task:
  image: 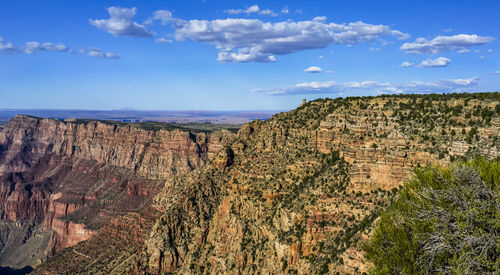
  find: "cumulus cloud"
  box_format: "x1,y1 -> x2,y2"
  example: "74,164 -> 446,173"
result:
0,37 -> 17,53
86,48 -> 120,59
401,34 -> 493,54
148,10 -> 174,25
226,5 -> 277,16
91,7 -> 408,63
491,71 -> 500,75
89,7 -> 154,37
173,17 -> 409,62
281,6 -> 289,14
304,66 -> 322,73
252,77 -> 479,95
400,61 -> 413,67
418,57 -> 451,68
24,41 -> 69,54
260,9 -> 278,16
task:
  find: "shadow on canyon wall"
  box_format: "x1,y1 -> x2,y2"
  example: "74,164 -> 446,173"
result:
0,266 -> 34,275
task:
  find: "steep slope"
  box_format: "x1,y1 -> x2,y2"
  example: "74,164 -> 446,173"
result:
34,93 -> 500,274
0,115 -> 233,269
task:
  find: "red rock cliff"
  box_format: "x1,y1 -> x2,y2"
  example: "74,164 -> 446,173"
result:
0,115 -> 231,266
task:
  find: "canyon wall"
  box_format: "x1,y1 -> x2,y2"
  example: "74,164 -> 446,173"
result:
0,115 -> 231,268
0,115 -> 227,179
316,98 -> 499,193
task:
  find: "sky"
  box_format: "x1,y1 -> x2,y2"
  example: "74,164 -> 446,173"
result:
0,0 -> 499,110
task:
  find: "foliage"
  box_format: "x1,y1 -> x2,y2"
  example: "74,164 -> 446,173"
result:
363,157 -> 499,274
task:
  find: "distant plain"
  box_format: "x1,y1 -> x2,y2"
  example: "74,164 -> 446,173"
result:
0,109 -> 280,125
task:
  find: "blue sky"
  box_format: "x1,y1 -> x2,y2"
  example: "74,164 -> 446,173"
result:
0,0 -> 499,110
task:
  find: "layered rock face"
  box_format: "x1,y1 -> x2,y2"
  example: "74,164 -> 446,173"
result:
0,115 -> 225,179
0,115 -> 231,268
33,93 -> 500,274
316,97 -> 499,193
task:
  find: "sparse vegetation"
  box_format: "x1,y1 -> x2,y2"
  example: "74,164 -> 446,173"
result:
364,157 -> 499,274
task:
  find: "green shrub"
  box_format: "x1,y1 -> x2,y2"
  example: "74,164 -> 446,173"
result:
363,157 -> 499,274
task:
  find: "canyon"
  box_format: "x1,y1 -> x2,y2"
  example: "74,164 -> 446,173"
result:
0,93 -> 498,274
0,115 -> 232,270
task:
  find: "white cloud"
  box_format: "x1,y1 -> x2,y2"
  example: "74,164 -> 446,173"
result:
148,10 -> 174,25
400,61 -> 413,67
488,49 -> 493,53
24,41 -> 69,54
217,47 -> 277,63
491,71 -> 500,75
369,47 -> 380,52
281,6 -> 289,14
87,48 -> 120,59
401,34 -> 493,54
254,80 -> 389,95
260,9 -> 278,17
398,77 -> 479,93
89,7 -> 154,37
0,39 -> 70,54
93,7 -> 408,63
253,77 -> 479,95
0,37 -> 119,59
0,37 -> 17,53
318,55 -> 324,59
226,5 -> 277,16
313,16 -> 327,22
155,37 -> 173,43
24,42 -> 41,54
173,17 -> 409,63
304,66 -> 322,73
418,57 -> 451,68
